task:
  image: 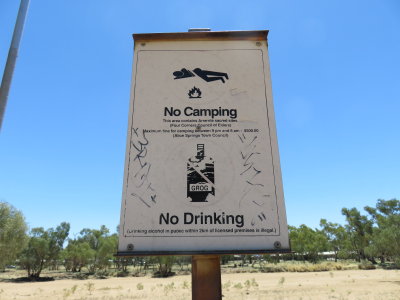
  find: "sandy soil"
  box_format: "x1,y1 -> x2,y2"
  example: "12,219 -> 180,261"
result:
0,269 -> 399,300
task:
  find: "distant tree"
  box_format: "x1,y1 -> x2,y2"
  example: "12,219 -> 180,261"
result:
19,227 -> 50,278
341,207 -> 374,262
0,202 -> 28,270
77,226 -> 117,272
47,222 -> 70,270
147,256 -> 159,271
132,256 -> 149,273
320,219 -> 350,261
239,255 -> 247,266
364,199 -> 400,264
221,255 -> 234,265
96,233 -> 118,270
155,256 -> 175,277
114,257 -> 133,273
289,225 -> 328,262
62,240 -> 94,272
19,222 -> 70,278
175,255 -> 191,271
79,225 -> 110,250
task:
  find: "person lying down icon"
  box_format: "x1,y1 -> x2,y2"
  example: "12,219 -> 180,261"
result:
173,68 -> 229,83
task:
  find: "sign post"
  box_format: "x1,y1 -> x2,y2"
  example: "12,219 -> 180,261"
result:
117,30 -> 290,299
192,255 -> 221,300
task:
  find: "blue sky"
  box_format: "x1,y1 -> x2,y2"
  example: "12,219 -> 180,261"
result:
1,0 -> 399,236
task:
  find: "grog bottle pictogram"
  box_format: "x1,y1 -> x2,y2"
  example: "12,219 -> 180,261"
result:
187,144 -> 215,202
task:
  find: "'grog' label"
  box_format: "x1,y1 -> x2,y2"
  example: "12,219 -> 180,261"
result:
190,183 -> 212,192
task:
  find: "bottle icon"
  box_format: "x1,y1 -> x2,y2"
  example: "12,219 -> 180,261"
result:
187,144 -> 215,202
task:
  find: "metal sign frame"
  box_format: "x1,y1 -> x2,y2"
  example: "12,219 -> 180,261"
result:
117,30 -> 290,256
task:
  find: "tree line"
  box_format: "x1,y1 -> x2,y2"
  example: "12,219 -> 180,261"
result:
289,199 -> 399,265
0,198 -> 399,278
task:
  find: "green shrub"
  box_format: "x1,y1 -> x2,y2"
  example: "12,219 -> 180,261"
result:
358,262 -> 376,270
136,283 -> 144,290
233,283 -> 243,289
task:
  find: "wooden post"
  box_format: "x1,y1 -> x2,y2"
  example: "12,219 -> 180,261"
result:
192,255 -> 222,300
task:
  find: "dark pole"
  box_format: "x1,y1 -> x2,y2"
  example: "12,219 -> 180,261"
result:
192,255 -> 222,300
0,0 -> 30,131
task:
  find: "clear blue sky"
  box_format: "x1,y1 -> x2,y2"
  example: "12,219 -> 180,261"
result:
1,0 -> 399,236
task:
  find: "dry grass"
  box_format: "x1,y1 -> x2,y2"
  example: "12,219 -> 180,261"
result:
220,261 -> 361,274
0,269 -> 399,300
257,261 -> 359,273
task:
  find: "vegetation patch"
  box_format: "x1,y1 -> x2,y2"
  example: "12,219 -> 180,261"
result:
10,276 -> 55,282
358,262 -> 376,270
0,198 -> 399,281
258,261 -> 358,273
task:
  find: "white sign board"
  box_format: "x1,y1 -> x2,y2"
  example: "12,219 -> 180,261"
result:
118,31 -> 289,254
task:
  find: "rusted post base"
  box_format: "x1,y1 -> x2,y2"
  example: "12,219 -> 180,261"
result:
192,255 -> 222,300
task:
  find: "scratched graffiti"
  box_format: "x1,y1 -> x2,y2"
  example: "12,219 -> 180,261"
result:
238,132 -> 271,226
129,127 -> 156,208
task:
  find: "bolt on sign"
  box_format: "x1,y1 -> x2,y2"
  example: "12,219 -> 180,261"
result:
118,30 -> 290,255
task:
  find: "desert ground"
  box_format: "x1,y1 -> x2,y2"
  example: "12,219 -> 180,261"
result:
0,269 -> 399,300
